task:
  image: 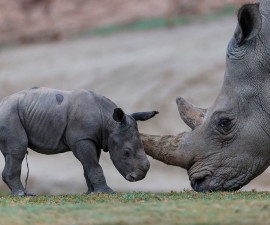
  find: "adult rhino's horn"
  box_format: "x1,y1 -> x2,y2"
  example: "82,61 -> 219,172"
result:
176,97 -> 206,130
140,132 -> 192,169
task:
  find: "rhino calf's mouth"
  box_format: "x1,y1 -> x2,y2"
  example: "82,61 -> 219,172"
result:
125,169 -> 148,182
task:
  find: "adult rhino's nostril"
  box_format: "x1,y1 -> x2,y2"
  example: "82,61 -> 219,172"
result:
191,177 -> 207,192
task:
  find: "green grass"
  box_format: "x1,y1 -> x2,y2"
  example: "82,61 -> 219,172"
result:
1,191 -> 270,225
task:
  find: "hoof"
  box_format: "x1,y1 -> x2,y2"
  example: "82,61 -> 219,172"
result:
11,190 -> 36,196
26,192 -> 36,196
93,187 -> 116,194
11,190 -> 26,196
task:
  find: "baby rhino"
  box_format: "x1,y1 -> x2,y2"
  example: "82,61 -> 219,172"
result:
0,87 -> 158,196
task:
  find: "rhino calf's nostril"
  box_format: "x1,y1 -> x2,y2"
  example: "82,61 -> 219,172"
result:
126,173 -> 136,182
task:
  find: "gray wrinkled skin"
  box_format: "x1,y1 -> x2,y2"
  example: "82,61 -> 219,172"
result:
177,1 -> 270,192
0,87 -> 158,196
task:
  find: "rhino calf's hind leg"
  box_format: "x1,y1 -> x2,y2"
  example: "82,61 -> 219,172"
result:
2,153 -> 27,196
72,140 -> 114,194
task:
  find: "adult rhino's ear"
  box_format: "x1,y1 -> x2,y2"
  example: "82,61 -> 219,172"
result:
113,108 -> 126,123
235,3 -> 262,46
131,111 -> 159,121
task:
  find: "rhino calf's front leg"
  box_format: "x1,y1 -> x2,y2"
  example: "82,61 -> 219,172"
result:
72,140 -> 114,194
83,167 -> 94,194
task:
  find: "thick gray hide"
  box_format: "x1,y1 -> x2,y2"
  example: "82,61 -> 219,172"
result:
0,87 -> 157,196
175,1 -> 270,192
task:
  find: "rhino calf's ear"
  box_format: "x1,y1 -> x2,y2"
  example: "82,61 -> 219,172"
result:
113,108 -> 126,122
235,3 -> 262,46
131,111 -> 159,121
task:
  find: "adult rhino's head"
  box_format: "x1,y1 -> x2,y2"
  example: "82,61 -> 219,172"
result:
142,1 -> 270,192
108,108 -> 158,182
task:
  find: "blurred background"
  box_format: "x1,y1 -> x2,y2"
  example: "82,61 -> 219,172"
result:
1,0 -> 268,195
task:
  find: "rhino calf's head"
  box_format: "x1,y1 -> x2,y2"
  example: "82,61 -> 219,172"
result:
108,108 -> 158,182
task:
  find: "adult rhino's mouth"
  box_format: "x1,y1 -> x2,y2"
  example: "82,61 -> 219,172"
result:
190,172 -> 246,192
191,175 -> 224,192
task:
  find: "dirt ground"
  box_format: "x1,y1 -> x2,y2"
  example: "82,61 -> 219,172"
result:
0,15 -> 269,194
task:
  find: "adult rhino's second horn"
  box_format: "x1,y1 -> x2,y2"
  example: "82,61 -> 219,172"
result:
176,97 -> 207,130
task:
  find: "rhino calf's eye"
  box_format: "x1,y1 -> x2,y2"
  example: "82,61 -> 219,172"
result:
124,150 -> 130,157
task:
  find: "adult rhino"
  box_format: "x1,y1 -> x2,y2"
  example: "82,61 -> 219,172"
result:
0,87 -> 158,196
141,1 -> 270,192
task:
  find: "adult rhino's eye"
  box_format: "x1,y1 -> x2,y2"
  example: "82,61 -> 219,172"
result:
213,113 -> 236,136
218,118 -> 231,128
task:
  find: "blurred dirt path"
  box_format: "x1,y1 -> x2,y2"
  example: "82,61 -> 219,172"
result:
0,16 -> 268,194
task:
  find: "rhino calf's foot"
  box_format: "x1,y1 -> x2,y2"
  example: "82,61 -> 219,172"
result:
11,190 -> 36,196
92,186 -> 115,194
84,185 -> 116,194
11,190 -> 26,196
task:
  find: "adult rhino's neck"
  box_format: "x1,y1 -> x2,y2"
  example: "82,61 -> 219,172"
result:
93,92 -> 118,151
